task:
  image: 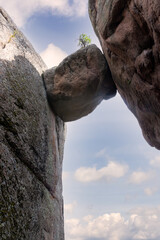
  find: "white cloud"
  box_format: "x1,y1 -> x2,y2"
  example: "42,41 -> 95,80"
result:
62,171 -> 70,181
144,187 -> 158,196
65,207 -> 160,240
150,156 -> 160,168
64,201 -> 77,215
95,148 -> 107,158
75,161 -> 128,182
129,171 -> 154,184
0,0 -> 88,27
65,213 -> 127,240
40,43 -> 67,68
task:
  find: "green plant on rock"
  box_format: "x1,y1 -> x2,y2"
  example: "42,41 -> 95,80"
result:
78,33 -> 91,48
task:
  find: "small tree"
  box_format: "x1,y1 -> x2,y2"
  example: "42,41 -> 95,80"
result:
78,34 -> 91,48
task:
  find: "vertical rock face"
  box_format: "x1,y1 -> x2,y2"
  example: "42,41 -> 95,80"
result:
89,0 -> 160,149
0,8 -> 64,240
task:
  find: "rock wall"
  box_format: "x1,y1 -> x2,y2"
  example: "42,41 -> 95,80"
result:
89,0 -> 160,150
0,8 -> 64,240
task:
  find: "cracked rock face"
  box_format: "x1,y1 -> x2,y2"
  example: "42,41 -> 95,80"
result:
89,0 -> 160,149
43,44 -> 117,122
0,8 -> 64,239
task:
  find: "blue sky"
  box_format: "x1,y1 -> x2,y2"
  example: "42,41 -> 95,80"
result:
1,1 -> 160,239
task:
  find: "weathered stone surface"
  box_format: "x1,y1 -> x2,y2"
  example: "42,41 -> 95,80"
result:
43,44 -> 117,122
89,0 -> 160,149
0,8 -> 64,240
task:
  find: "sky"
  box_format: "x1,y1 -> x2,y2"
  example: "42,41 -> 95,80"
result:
1,1 -> 160,239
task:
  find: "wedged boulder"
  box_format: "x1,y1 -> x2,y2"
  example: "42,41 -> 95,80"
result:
0,8 -> 64,239
89,0 -> 160,149
43,44 -> 117,122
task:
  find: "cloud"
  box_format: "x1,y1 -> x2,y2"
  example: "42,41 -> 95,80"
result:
65,213 -> 127,240
0,0 -> 88,27
40,43 -> 67,68
144,187 -> 158,196
75,161 -> 128,182
95,148 -> 107,158
65,206 -> 160,240
64,201 -> 77,215
150,156 -> 160,168
129,170 -> 154,184
62,171 -> 70,181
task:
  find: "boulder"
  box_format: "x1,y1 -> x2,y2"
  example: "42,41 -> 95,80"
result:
89,0 -> 160,150
0,8 -> 64,239
43,44 -> 117,122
